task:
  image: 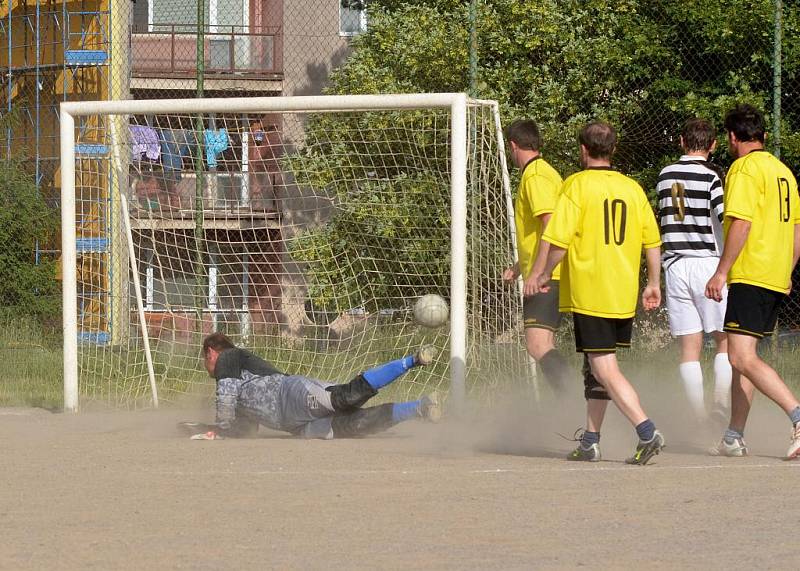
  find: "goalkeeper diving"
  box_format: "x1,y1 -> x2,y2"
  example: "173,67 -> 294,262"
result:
186,333 -> 442,440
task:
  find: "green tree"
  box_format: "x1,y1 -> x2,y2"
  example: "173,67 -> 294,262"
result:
296,0 -> 798,310
0,157 -> 60,320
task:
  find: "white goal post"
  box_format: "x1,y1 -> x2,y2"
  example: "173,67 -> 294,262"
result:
60,93 -> 526,411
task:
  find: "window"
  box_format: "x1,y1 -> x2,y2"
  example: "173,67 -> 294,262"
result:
147,0 -> 247,33
340,1 -> 367,36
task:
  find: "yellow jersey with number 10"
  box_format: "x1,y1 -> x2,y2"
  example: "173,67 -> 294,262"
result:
724,150 -> 800,294
514,157 -> 564,281
543,168 -> 662,318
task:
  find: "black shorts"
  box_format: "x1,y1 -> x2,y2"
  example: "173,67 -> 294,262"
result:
523,280 -> 561,330
573,313 -> 633,353
723,283 -> 785,338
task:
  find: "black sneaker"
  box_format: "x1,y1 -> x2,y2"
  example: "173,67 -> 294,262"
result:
625,430 -> 666,465
567,443 -> 601,462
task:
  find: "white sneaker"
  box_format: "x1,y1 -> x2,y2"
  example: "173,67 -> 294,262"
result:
786,423 -> 800,459
709,437 -> 748,457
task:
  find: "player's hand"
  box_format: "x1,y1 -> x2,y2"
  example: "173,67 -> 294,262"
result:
502,264 -> 519,283
524,271 -> 551,297
190,430 -> 222,440
705,272 -> 727,302
641,284 -> 661,311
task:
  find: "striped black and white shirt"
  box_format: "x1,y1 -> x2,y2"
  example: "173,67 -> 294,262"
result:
656,155 -> 725,269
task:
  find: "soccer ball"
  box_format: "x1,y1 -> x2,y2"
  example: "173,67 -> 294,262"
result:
413,294 -> 449,328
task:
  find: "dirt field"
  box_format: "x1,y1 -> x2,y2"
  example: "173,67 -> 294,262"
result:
2,390 -> 800,570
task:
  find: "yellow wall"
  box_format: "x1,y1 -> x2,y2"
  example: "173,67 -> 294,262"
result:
1,1 -> 113,336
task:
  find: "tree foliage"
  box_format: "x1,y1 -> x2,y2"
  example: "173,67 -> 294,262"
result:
296,0 -> 799,310
0,159 -> 60,319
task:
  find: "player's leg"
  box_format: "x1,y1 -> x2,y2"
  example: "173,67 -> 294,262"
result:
726,333 -> 799,416
711,332 -> 732,419
587,352 -> 648,426
327,345 -> 437,412
568,397 -> 608,462
567,328 -> 611,462
710,366 -> 755,456
523,281 -> 572,394
328,396 -> 442,438
718,284 -> 800,458
677,332 -> 706,420
666,260 -> 707,420
575,314 -> 664,465
691,257 -> 732,419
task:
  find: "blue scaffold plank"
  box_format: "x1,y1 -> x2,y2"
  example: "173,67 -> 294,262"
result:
75,143 -> 109,155
78,331 -> 110,345
65,50 -> 108,66
76,237 -> 108,252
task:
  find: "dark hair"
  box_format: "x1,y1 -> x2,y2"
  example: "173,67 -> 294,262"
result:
504,119 -> 542,151
202,332 -> 235,356
681,118 -> 716,152
579,121 -> 616,159
724,104 -> 765,143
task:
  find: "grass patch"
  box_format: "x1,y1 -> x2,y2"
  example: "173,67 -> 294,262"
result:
4,312 -> 799,411
0,319 -> 62,409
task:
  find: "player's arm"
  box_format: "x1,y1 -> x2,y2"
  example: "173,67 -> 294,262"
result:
528,243 -> 566,295
528,183 -> 577,296
641,247 -> 662,310
522,212 -> 553,291
202,377 -> 240,439
705,216 -> 751,302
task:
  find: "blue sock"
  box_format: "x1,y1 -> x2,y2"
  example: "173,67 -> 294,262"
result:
362,355 -> 415,390
789,406 -> 800,426
581,431 -> 600,448
724,427 -> 744,444
392,400 -> 421,423
635,419 -> 656,442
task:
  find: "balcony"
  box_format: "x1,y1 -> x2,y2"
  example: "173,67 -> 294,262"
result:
131,25 -> 283,82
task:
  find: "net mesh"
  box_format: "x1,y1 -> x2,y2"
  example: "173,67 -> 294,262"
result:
70,99 -> 529,407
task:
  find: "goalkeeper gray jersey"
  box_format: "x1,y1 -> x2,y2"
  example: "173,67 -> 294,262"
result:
213,348 -> 334,434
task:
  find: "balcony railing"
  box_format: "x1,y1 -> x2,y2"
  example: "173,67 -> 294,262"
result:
131,24 -> 282,79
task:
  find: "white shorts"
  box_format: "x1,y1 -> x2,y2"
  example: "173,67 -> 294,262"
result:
665,257 -> 727,336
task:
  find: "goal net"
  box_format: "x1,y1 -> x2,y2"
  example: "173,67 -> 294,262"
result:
60,94 -> 529,410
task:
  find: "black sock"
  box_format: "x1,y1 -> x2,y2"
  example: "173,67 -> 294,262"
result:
539,349 -> 572,394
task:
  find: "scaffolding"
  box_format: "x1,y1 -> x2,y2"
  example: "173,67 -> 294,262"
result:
1,0 -> 114,343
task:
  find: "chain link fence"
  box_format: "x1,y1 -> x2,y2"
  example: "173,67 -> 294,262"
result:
0,0 -> 797,405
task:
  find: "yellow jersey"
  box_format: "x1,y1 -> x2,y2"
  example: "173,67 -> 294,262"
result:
724,150 -> 800,294
543,168 -> 662,318
514,157 -> 564,280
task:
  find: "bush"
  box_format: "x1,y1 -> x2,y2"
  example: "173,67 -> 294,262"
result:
0,159 -> 61,321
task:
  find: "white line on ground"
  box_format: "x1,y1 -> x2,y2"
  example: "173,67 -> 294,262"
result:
144,461 -> 800,478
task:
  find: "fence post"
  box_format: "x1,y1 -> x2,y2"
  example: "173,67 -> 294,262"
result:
468,0 -> 478,97
773,0 -> 782,158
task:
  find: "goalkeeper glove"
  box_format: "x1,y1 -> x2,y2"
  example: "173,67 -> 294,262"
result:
190,430 -> 222,440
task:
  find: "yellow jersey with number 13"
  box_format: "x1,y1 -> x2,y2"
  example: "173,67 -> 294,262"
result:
543,168 -> 662,318
724,150 -> 800,294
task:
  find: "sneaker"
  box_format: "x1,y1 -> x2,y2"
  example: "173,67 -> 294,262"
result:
567,443 -> 601,462
787,423 -> 800,459
709,437 -> 748,457
414,345 -> 438,367
625,430 -> 666,465
419,392 -> 442,422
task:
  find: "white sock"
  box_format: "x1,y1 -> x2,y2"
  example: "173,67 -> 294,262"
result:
713,353 -> 732,410
679,361 -> 706,419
